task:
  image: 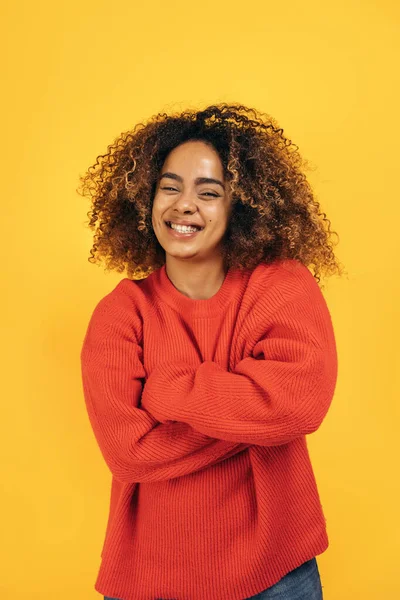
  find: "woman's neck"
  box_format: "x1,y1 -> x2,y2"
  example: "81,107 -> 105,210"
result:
165,255 -> 228,300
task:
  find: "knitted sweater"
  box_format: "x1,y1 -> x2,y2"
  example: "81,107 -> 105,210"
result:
80,258 -> 338,600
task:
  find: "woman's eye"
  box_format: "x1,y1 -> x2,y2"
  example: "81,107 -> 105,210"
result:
161,187 -> 219,198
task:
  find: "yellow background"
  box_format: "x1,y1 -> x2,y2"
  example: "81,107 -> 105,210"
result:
2,1 -> 399,598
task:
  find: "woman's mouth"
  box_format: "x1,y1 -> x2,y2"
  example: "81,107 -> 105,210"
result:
165,221 -> 204,238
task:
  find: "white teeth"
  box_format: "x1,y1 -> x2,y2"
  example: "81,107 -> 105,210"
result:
170,222 -> 200,233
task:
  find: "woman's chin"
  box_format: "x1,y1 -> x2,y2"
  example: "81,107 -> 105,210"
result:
165,248 -> 200,260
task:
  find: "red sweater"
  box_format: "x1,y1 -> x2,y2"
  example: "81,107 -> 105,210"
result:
80,258 -> 338,600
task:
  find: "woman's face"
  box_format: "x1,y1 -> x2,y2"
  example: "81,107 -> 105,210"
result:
151,140 -> 232,263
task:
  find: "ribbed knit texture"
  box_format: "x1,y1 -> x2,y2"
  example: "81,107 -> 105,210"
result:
80,258 -> 338,600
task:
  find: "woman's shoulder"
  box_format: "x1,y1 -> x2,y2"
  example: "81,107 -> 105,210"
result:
246,258 -> 323,307
249,258 -> 313,285
85,275 -> 151,332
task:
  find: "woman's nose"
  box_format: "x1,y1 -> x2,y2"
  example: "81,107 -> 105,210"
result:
172,191 -> 197,212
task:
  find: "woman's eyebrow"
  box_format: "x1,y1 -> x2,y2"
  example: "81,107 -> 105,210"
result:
159,172 -> 225,190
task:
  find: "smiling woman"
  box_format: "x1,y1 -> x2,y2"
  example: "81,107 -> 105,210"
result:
78,103 -> 344,600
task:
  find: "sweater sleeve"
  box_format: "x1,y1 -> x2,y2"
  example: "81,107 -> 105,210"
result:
80,291 -> 250,484
141,264 -> 338,445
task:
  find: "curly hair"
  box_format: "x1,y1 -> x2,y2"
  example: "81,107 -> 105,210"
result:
77,102 -> 346,288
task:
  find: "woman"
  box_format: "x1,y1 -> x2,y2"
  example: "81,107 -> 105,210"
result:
78,103 -> 345,600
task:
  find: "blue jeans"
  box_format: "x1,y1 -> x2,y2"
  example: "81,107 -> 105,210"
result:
104,556 -> 323,599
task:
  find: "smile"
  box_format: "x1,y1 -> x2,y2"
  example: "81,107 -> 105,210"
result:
165,221 -> 204,238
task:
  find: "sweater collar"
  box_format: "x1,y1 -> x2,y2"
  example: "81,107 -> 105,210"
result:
151,263 -> 244,318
